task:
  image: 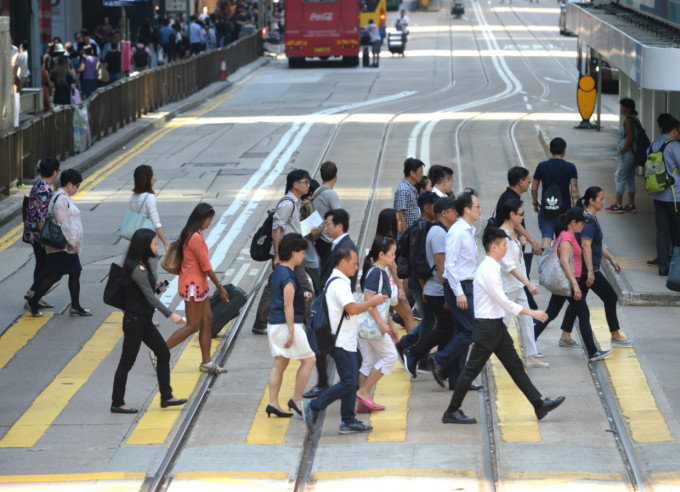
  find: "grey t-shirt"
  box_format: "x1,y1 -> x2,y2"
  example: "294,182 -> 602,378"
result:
131,263 -> 172,318
423,223 -> 447,297
312,186 -> 340,243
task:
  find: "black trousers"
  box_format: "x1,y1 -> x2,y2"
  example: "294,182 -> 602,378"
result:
112,313 -> 172,407
654,199 -> 680,267
447,318 -> 542,413
561,270 -> 619,333
30,241 -> 47,292
412,294 -> 454,359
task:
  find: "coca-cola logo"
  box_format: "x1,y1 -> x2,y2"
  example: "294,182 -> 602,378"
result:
310,12 -> 333,21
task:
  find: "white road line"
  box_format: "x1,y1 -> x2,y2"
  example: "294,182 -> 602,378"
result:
231,263 -> 250,286
545,77 -> 571,84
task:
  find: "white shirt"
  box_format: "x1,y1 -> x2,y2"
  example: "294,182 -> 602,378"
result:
474,256 -> 522,319
499,226 -> 526,293
332,232 -> 349,250
443,218 -> 478,296
129,192 -> 162,228
433,186 -> 447,197
325,269 -> 358,352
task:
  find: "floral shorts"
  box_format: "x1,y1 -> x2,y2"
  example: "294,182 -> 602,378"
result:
180,282 -> 210,302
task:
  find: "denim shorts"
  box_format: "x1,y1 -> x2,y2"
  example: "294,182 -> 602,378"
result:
537,212 -> 558,240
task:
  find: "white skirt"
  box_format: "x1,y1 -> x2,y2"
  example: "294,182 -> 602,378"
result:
267,323 -> 315,360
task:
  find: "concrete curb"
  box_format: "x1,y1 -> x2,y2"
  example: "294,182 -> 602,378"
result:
537,126 -> 680,306
0,56 -> 273,230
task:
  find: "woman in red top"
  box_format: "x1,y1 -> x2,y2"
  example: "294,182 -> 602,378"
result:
165,203 -> 229,374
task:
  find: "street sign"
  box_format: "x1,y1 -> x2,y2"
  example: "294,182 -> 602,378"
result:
166,0 -> 190,13
103,0 -> 134,6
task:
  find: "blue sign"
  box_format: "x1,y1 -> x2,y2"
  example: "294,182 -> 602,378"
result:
103,0 -> 148,6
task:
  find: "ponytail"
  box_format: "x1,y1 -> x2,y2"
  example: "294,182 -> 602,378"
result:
553,213 -> 568,237
579,186 -> 602,209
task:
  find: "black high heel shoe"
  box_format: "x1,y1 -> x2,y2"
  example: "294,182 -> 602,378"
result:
287,398 -> 302,416
161,397 -> 187,408
266,404 -> 293,418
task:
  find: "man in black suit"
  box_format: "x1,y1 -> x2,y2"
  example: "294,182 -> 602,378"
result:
305,208 -> 358,399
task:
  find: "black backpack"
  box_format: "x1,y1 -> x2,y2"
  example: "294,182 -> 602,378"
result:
631,117 -> 652,167
250,196 -> 294,261
396,221 -> 417,279
132,46 -> 148,67
540,163 -> 565,217
306,277 -> 347,356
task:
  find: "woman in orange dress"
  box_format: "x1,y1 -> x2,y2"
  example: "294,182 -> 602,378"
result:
165,203 -> 229,374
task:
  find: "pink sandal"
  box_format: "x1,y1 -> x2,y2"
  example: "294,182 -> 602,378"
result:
356,396 -> 385,412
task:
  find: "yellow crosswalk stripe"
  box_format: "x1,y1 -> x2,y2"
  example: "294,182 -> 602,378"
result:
0,312 -> 123,448
247,359 -> 300,445
489,317 -> 541,442
126,330 -> 224,445
0,312 -> 54,370
0,472 -> 146,483
590,308 -> 673,443
368,327 -> 410,442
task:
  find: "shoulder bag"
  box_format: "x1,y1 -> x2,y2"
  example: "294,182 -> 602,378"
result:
357,267 -> 390,340
38,194 -> 67,249
538,235 -> 574,297
103,263 -> 126,310
161,240 -> 181,275
120,193 -> 156,240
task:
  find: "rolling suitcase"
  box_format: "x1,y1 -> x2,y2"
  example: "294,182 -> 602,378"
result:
388,32 -> 404,55
210,284 -> 248,337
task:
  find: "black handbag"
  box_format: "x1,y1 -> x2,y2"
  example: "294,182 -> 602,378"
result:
38,195 -> 67,249
103,263 -> 126,310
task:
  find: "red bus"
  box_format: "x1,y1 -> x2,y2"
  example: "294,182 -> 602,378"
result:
285,0 -> 360,67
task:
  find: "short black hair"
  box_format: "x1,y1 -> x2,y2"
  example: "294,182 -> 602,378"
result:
417,191 -> 438,212
333,246 -> 356,266
501,198 -> 523,221
403,157 -> 424,177
483,226 -> 508,252
324,208 -> 349,233
507,166 -> 529,186
38,157 -> 60,178
455,189 -> 477,217
278,233 -> 308,261
429,165 -> 453,185
549,138 -> 567,156
319,161 -> 337,182
658,113 -> 680,134
415,176 -> 430,194
60,169 -> 82,188
285,169 -> 311,193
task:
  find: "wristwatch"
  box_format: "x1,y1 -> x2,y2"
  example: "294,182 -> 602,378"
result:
533,201 -> 539,206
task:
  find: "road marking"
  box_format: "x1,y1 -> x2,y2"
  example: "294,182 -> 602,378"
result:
489,318 -> 540,442
0,312 -> 123,448
312,468 -> 477,480
367,328 -> 410,442
0,472 -> 146,483
0,312 -> 54,370
506,471 -> 623,482
246,359 -> 300,445
231,263 -> 251,287
616,257 -> 657,269
126,329 -> 224,445
173,471 -> 289,481
590,308 -> 673,443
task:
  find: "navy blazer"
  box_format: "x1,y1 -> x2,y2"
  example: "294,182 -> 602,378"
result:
320,235 -> 358,293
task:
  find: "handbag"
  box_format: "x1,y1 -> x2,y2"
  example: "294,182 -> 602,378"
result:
71,88 -> 81,105
103,263 -> 126,310
538,236 -> 574,297
666,248 -> 680,292
161,240 -> 181,274
357,267 -> 391,340
120,194 -> 155,240
38,195 -> 67,249
96,61 -> 110,83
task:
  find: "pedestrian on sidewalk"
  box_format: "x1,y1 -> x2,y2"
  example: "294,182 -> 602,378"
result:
23,157 -> 60,309
302,247 -> 387,434
26,169 -> 92,317
356,235 -> 399,413
51,54 -> 76,106
561,187 -> 632,346
530,138 -> 579,249
647,113 -> 680,276
111,229 -> 187,414
77,45 -> 98,99
363,19 -> 381,67
129,165 -> 170,252
606,99 -> 641,214
265,233 -> 316,419
312,161 -> 341,266
441,226 -> 565,424
533,208 -> 612,361
164,203 -> 229,374
498,198 -> 547,368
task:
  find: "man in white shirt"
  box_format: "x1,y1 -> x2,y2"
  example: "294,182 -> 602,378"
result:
442,227 -> 565,424
429,165 -> 454,198
303,248 -> 386,434
432,191 -> 480,383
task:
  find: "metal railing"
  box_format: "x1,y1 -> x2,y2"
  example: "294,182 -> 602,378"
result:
0,34 -> 261,195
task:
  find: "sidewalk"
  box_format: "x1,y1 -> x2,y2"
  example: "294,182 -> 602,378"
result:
0,57 -> 272,230
537,119 -> 680,306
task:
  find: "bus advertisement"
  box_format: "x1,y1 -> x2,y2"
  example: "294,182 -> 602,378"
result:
285,0 -> 361,67
360,0 -> 387,38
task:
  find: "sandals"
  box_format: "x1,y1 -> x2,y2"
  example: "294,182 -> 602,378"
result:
356,396 -> 385,412
199,362 -> 228,375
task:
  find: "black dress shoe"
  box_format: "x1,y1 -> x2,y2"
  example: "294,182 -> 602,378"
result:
442,409 -> 477,424
303,384 -> 329,399
111,406 -> 138,414
431,358 -> 445,388
535,396 -> 566,420
647,258 -> 661,266
161,398 -> 187,408
469,384 -> 484,391
659,266 -> 669,277
266,404 -> 293,418
288,398 -> 302,416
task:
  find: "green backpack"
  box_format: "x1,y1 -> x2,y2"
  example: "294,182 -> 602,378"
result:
645,140 -> 677,195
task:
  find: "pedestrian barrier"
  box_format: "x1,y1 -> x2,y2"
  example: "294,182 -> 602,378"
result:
0,34 -> 261,196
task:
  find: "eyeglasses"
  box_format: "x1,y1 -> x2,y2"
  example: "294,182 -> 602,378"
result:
296,180 -> 311,185
517,212 -> 525,216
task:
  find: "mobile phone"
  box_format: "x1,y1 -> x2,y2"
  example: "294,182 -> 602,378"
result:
155,279 -> 169,294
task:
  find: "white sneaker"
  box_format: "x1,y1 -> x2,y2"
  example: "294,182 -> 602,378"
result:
525,359 -> 550,368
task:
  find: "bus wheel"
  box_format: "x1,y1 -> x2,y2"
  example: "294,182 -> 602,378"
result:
288,57 -> 305,68
343,56 -> 359,67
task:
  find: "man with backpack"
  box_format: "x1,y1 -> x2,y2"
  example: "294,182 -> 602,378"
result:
646,113 -> 680,276
530,138 -> 579,248
252,169 -> 316,334
312,161 -> 341,265
130,36 -> 151,71
302,247 -> 386,434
